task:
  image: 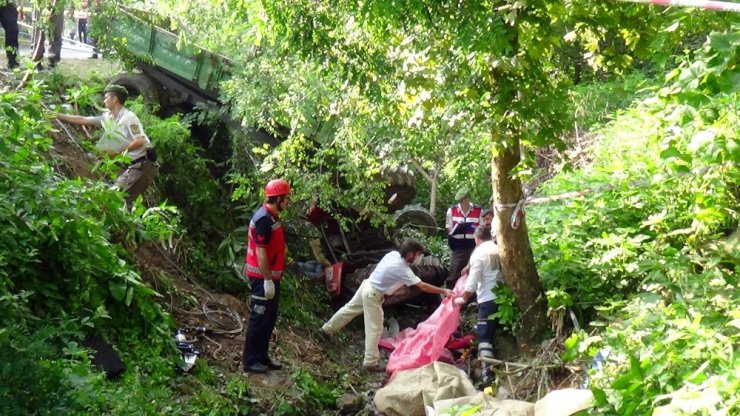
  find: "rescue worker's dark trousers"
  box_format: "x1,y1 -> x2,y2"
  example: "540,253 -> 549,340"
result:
242,277 -> 281,368
478,300 -> 499,387
0,3 -> 19,67
77,18 -> 88,44
477,300 -> 499,357
448,248 -> 474,288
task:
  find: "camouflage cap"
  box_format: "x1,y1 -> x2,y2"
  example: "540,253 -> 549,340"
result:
104,84 -> 129,100
454,187 -> 471,201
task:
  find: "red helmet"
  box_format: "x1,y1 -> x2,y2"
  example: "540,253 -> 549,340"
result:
265,179 -> 291,197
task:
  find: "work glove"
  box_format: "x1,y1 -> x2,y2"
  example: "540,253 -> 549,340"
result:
263,279 -> 275,299
454,297 -> 466,306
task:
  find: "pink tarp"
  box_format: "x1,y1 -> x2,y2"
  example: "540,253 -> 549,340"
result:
383,276 -> 468,376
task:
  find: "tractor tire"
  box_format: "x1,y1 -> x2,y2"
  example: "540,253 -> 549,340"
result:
410,257 -> 448,287
394,205 -> 438,237
109,72 -> 161,108
382,165 -> 416,212
384,256 -> 447,306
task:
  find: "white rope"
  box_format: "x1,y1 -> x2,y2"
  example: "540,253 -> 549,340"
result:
491,165 -> 715,230
620,0 -> 740,13
494,199 -> 527,229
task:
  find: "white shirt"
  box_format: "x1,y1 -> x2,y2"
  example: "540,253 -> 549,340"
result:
464,240 -> 501,303
94,108 -> 150,159
368,251 -> 422,295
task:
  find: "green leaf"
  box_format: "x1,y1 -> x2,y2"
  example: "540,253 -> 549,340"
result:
659,146 -> 683,160
109,281 -> 127,302
125,286 -> 134,306
663,21 -> 680,33
709,32 -> 740,52
629,354 -> 644,380
591,388 -> 608,406
611,373 -> 635,390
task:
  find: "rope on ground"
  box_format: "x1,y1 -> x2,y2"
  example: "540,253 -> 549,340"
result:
172,299 -> 243,360
150,244 -> 244,358
172,300 -> 242,336
39,101 -> 89,155
203,334 -> 223,361
202,299 -> 243,334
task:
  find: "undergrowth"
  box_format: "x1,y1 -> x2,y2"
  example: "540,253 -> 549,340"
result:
528,28 -> 738,414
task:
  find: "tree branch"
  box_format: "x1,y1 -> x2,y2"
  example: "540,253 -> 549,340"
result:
409,158 -> 433,184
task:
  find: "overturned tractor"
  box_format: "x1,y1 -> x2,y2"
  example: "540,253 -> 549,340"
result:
306,166 -> 446,309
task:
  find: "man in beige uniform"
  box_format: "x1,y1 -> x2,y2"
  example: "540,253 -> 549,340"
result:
56,84 -> 159,203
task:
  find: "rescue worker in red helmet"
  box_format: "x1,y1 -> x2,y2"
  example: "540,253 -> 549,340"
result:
242,179 -> 291,373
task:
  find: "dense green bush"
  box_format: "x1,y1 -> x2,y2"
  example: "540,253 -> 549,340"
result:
0,77 -> 260,415
129,101 -> 248,293
531,28 -> 738,414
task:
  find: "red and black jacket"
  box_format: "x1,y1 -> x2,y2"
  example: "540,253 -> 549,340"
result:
244,204 -> 286,280
448,204 -> 482,251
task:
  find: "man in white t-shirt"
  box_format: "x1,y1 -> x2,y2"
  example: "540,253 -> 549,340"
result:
320,240 -> 452,372
454,225 -> 502,387
56,84 -> 159,204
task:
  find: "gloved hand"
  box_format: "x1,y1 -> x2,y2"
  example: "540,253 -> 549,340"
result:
263,279 -> 275,299
454,297 -> 466,306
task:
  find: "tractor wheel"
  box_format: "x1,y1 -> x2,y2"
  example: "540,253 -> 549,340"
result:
109,72 -> 161,108
382,165 -> 416,212
394,205 -> 438,237
410,257 -> 448,288
382,256 -> 447,306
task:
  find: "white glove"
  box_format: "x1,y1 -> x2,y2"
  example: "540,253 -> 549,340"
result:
454,297 -> 466,306
263,279 -> 275,299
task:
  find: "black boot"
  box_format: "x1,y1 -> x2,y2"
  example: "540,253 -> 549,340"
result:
480,366 -> 495,389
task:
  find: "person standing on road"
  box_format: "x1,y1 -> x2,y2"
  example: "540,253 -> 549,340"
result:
0,0 -> 20,68
320,240 -> 453,372
31,0 -> 65,69
446,187 -> 482,287
69,1 -> 89,44
453,225 -> 502,388
242,179 -> 292,374
55,84 -> 159,204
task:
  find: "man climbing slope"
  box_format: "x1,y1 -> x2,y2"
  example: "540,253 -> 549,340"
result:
56,84 -> 159,204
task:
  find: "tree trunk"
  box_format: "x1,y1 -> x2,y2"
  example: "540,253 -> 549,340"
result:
410,158 -> 439,215
430,163 -> 440,215
491,139 -> 548,350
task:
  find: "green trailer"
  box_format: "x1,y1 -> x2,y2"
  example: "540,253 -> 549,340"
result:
106,7 -> 233,107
